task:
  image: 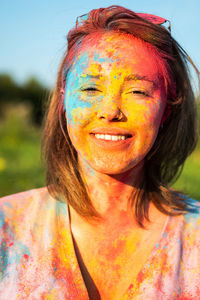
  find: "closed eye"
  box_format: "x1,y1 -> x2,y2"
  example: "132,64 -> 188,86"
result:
131,90 -> 147,95
83,87 -> 99,91
81,87 -> 100,95
128,90 -> 149,97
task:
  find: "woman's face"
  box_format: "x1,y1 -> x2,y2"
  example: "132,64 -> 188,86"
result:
64,32 -> 167,174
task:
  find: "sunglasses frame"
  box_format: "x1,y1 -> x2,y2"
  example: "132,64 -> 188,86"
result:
76,12 -> 171,33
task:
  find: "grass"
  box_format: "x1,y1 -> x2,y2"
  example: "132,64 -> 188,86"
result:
0,105 -> 45,197
0,104 -> 200,201
172,145 -> 200,200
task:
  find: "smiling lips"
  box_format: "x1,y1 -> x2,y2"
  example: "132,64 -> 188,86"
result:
94,134 -> 127,141
90,128 -> 132,144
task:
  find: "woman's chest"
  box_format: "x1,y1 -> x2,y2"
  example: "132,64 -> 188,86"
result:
72,224 -> 167,299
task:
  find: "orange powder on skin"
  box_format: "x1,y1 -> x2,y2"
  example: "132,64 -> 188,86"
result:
65,32 -> 169,247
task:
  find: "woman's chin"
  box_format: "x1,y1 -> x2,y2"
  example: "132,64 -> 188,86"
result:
88,160 -> 140,176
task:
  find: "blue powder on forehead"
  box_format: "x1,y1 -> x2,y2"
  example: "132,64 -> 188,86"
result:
93,52 -> 115,64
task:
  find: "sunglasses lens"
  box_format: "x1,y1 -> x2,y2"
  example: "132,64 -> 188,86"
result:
76,13 -> 89,26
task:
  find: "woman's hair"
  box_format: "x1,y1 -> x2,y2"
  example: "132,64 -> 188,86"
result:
42,5 -> 199,227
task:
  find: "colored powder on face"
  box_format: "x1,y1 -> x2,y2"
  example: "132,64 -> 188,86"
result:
64,51 -> 95,125
63,31 -> 169,177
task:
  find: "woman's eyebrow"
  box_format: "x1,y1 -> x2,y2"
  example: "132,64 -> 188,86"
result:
124,74 -> 155,83
79,73 -> 156,86
80,73 -> 102,79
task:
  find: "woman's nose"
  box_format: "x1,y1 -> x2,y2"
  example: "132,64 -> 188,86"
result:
96,94 -> 124,121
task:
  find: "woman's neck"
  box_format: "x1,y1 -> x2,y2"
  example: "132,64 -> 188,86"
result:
69,158 -> 145,233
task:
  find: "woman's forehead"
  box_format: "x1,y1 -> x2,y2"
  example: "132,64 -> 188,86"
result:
68,31 -> 165,83
77,32 -> 154,61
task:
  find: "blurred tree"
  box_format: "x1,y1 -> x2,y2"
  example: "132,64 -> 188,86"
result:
0,73 -> 50,125
0,74 -> 21,102
22,77 -> 50,125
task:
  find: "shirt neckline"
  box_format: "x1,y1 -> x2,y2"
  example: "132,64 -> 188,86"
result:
66,203 -> 170,298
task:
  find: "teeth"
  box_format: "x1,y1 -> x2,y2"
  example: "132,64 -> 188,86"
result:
94,134 -> 127,141
105,134 -> 111,140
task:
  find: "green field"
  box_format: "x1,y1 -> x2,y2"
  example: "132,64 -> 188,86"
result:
0,105 -> 45,197
173,144 -> 200,200
0,105 -> 200,200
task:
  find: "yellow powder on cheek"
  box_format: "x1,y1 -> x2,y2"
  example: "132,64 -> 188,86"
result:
123,102 -> 152,126
70,106 -> 94,127
71,107 -> 83,125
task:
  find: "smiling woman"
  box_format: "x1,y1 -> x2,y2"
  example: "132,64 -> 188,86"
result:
0,5 -> 200,299
65,32 -> 168,177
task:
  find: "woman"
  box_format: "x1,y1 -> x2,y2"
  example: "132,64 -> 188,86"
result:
0,5 -> 200,299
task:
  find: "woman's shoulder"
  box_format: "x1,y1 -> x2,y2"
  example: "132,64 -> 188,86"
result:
0,187 -> 60,229
170,196 -> 200,248
0,186 -> 49,203
0,187 -> 50,212
182,196 -> 200,225
163,196 -> 200,245
182,198 -> 200,246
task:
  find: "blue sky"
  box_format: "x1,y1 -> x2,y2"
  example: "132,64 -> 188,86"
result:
1,0 -> 199,87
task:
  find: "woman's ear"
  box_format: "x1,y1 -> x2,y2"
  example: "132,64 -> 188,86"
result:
59,88 -> 66,115
160,105 -> 171,126
60,88 -> 65,95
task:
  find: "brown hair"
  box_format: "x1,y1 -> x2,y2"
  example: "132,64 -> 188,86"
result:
42,5 -> 199,227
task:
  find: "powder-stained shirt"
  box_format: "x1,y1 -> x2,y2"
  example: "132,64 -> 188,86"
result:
0,187 -> 200,299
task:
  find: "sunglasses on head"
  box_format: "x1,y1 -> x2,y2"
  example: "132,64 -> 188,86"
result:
76,12 -> 171,32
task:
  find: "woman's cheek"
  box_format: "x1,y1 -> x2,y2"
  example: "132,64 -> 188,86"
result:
125,102 -> 153,126
65,92 -> 93,126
